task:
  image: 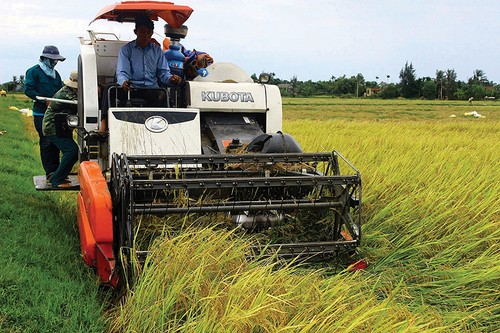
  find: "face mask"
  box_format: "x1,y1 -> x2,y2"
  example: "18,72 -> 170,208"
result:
39,58 -> 57,79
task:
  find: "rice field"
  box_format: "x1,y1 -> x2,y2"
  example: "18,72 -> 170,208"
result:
108,98 -> 499,332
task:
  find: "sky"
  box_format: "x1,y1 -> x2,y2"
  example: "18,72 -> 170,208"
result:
1,0 -> 499,86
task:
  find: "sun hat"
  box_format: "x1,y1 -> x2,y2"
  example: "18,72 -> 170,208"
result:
41,45 -> 66,61
64,71 -> 78,89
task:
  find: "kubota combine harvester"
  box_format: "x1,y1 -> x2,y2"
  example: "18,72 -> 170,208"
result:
35,1 -> 363,288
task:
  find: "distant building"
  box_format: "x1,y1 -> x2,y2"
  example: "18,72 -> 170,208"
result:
277,83 -> 292,92
365,87 -> 382,97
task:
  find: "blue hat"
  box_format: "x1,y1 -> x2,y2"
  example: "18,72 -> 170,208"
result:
41,45 -> 66,61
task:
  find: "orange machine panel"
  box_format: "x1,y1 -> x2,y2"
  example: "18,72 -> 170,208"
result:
77,161 -> 113,274
78,161 -> 113,244
77,192 -> 97,266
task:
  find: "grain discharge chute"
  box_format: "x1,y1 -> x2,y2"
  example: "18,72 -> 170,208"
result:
40,1 -> 364,287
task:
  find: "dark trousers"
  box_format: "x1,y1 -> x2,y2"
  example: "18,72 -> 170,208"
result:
46,135 -> 78,187
34,116 -> 60,176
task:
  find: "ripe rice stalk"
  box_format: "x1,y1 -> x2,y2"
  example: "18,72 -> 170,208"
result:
109,227 -> 439,332
110,109 -> 498,331
284,117 -> 499,330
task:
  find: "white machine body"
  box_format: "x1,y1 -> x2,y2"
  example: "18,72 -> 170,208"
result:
77,31 -> 283,169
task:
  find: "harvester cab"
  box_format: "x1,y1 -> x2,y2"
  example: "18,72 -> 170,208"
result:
40,1 -> 364,288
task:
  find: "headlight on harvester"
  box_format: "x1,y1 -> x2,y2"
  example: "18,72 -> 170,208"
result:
67,115 -> 79,128
259,73 -> 271,84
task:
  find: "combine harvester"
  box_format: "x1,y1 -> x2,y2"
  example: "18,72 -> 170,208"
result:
36,1 -> 364,288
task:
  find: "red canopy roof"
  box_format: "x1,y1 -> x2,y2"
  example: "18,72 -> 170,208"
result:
90,1 -> 193,28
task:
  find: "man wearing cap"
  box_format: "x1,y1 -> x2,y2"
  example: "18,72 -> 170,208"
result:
117,15 -> 181,90
42,71 -> 78,189
24,45 -> 66,181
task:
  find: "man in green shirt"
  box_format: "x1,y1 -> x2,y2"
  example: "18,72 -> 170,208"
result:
42,71 -> 78,188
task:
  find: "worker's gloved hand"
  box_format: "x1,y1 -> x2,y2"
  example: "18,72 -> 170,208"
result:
169,74 -> 182,85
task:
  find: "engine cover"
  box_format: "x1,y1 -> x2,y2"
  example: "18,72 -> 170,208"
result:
246,132 -> 303,153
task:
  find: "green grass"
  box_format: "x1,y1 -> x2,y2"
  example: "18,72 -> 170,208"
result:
0,94 -> 108,332
1,94 -> 499,332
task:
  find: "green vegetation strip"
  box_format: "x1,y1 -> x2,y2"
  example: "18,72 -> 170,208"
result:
0,95 -> 108,332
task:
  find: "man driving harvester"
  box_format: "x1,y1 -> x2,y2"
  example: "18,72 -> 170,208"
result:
100,15 -> 182,132
117,15 -> 182,89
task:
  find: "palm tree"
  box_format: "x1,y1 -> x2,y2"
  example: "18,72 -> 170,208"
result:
289,75 -> 298,97
355,73 -> 364,97
435,70 -> 445,100
470,69 -> 487,85
444,69 -> 457,100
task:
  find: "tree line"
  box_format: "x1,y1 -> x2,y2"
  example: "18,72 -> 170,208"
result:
1,75 -> 25,93
3,62 -> 499,100
252,62 -> 499,100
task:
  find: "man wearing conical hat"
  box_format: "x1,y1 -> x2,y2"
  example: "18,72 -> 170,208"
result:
42,71 -> 79,189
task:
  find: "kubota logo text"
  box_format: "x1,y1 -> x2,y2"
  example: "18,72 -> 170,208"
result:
201,91 -> 254,102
